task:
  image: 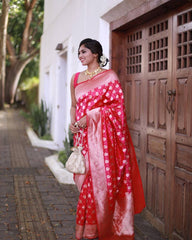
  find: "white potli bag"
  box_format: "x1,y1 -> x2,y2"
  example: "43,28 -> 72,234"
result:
65,130 -> 85,174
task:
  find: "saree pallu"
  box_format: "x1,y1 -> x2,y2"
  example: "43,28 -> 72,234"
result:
73,70 -> 145,240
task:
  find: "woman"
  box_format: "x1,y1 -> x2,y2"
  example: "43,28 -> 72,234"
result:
69,38 -> 145,240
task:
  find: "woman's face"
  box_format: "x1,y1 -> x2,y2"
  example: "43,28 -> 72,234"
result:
78,44 -> 98,66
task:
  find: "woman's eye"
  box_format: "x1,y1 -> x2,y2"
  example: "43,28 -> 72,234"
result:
78,50 -> 86,55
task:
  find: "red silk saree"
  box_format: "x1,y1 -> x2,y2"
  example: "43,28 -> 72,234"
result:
73,70 -> 145,240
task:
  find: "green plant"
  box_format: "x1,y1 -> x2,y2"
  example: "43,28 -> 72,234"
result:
18,76 -> 39,110
40,134 -> 52,141
19,76 -> 39,91
30,100 -> 49,137
58,130 -> 74,167
19,109 -> 31,121
58,150 -> 68,166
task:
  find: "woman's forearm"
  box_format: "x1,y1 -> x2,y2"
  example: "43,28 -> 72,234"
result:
70,106 -> 76,124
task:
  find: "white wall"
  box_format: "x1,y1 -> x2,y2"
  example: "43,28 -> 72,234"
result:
40,0 -> 146,147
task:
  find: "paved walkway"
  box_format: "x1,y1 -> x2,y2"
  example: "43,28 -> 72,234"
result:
0,108 -> 168,240
0,109 -> 78,240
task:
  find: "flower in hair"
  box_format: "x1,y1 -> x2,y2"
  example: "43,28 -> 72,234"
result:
100,55 -> 109,67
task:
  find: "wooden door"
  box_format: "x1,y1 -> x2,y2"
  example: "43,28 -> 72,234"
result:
112,4 -> 192,240
171,8 -> 192,240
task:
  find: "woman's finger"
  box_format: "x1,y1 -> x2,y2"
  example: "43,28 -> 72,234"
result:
70,123 -> 80,133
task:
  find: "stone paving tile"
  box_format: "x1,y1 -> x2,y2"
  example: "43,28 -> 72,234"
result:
134,214 -> 169,240
0,146 -> 11,167
10,143 -> 30,168
0,230 -> 20,240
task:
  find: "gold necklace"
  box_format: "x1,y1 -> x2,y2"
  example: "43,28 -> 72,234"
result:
85,67 -> 101,78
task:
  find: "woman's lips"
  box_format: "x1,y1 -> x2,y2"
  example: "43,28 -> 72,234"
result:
80,59 -> 86,64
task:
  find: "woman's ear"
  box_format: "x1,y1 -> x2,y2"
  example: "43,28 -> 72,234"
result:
93,53 -> 99,61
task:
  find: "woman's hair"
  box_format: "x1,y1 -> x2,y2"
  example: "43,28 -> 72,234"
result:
78,38 -> 109,67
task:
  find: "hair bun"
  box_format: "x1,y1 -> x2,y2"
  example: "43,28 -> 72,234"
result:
100,55 -> 109,67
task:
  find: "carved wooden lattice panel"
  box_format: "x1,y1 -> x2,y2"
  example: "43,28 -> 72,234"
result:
148,20 -> 168,72
125,30 -> 143,125
127,31 -> 142,74
147,19 -> 169,130
177,10 -> 192,69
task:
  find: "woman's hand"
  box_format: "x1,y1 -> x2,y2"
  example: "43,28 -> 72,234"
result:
69,116 -> 87,134
76,115 -> 87,129
69,122 -> 80,134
